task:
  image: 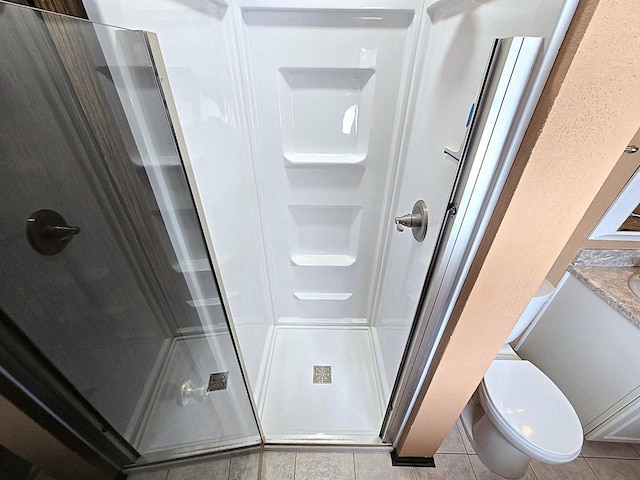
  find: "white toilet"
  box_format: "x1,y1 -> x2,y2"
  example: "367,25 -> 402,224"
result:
460,280 -> 583,479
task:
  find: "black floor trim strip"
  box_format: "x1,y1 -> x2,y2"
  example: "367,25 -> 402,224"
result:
390,449 -> 436,467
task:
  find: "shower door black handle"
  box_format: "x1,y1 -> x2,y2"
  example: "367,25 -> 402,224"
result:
27,209 -> 81,256
47,224 -> 81,241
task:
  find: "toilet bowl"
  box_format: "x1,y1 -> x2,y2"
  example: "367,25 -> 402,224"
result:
460,281 -> 583,478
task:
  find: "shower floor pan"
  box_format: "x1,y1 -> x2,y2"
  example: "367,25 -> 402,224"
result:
260,325 -> 385,443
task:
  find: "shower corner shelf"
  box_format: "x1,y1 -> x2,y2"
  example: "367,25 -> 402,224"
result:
131,155 -> 182,168
186,290 -> 238,309
290,254 -> 356,267
283,152 -> 367,168
186,297 -> 222,308
171,258 -> 212,273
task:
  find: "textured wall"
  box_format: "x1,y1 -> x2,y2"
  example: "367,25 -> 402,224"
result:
548,126 -> 640,284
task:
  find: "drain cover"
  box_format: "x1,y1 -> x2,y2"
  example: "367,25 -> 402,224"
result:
313,365 -> 332,384
207,371 -> 229,392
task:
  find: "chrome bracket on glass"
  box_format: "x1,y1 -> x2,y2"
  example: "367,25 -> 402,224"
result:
179,372 -> 229,406
26,209 -> 81,256
395,200 -> 429,242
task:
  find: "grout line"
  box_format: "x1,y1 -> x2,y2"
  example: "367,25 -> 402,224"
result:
468,453 -> 480,480
465,454 -> 478,480
582,455 -> 640,459
528,463 -> 539,480
353,452 -> 357,480
583,456 -> 601,479
293,451 -> 297,480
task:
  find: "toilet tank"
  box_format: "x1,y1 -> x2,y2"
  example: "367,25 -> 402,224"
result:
505,279 -> 555,344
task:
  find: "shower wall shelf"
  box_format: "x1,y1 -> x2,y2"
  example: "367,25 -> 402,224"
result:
290,254 -> 356,267
293,292 -> 353,301
283,153 -> 367,167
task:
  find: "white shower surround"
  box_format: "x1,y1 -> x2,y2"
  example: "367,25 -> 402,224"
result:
237,2 -> 421,325
86,0 -> 576,442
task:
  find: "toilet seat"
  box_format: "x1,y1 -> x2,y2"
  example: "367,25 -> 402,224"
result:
479,360 -> 583,464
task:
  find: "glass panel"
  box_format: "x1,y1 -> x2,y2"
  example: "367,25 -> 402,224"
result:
0,1 -> 260,464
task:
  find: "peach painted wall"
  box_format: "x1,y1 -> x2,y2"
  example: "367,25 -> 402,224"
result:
548,126 -> 640,284
399,0 -> 640,457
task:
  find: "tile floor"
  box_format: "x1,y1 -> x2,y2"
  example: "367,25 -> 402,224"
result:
128,419 -> 640,480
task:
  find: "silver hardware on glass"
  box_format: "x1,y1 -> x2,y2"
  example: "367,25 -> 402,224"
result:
395,200 -> 429,242
625,145 -> 639,154
179,372 -> 229,406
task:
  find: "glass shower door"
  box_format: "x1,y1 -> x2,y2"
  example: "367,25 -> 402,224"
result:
0,1 -> 260,466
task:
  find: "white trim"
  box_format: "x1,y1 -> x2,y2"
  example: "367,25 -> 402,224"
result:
513,272 -> 568,351
590,165 -> 640,241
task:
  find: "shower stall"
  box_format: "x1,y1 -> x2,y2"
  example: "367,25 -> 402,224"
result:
0,0 -> 577,473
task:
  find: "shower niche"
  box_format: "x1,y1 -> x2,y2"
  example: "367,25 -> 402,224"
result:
278,67 -> 375,165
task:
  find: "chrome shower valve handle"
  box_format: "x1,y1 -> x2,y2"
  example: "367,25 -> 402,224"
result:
394,200 -> 429,242
395,213 -> 422,232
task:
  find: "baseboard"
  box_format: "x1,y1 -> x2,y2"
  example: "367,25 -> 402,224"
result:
390,449 -> 435,467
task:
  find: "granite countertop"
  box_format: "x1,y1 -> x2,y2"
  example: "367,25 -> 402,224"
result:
569,249 -> 640,329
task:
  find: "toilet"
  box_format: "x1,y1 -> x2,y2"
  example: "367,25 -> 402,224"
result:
460,280 -> 583,479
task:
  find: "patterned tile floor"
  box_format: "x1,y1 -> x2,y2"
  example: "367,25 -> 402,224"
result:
129,420 -> 640,480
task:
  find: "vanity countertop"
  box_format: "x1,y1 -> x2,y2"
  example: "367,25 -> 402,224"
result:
569,249 -> 640,329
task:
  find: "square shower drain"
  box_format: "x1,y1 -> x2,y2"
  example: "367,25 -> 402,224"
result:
313,365 -> 332,384
207,371 -> 229,392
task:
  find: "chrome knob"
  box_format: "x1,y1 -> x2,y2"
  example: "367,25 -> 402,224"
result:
395,200 -> 428,242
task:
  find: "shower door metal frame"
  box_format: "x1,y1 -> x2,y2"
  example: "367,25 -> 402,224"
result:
380,35 -> 551,447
